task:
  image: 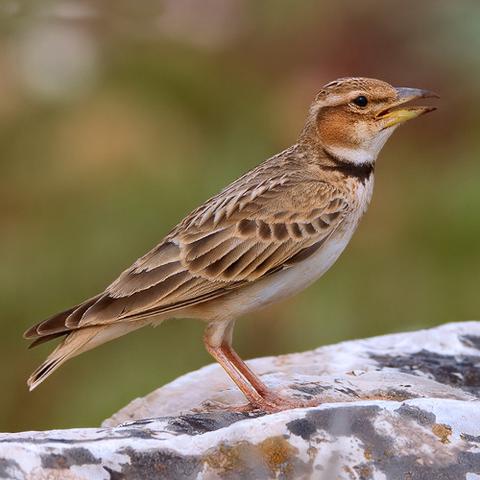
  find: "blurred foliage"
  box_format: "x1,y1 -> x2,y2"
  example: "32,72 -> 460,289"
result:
1,0 -> 479,432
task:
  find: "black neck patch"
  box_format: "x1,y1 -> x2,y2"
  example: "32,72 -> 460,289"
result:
322,148 -> 374,183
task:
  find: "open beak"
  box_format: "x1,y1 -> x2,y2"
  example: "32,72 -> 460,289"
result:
377,87 -> 439,129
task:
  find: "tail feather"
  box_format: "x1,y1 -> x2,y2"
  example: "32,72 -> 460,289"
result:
28,331 -> 68,349
27,321 -> 149,390
27,328 -> 98,391
28,353 -> 69,391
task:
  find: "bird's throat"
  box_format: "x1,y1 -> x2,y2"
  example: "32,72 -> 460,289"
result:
321,147 -> 374,183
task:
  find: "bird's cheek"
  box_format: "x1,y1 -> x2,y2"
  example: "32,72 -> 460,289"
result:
352,122 -> 380,148
316,111 -> 358,149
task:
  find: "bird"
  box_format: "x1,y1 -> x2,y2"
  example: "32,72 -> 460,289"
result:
24,77 -> 437,412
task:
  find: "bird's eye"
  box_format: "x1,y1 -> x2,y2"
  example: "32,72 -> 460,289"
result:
352,95 -> 368,108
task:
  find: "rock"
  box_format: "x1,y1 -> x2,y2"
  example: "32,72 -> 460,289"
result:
2,321 -> 480,479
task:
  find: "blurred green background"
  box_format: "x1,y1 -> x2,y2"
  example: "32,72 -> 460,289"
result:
1,0 -> 479,432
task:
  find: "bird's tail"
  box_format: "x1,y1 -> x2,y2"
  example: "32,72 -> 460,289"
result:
27,327 -> 99,391
27,322 -> 145,391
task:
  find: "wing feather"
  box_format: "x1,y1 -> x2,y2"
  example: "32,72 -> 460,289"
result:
26,165 -> 350,339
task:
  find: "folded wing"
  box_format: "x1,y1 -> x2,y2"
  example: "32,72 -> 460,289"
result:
25,172 -> 348,342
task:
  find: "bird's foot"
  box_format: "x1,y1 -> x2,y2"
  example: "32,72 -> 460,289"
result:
251,393 -> 320,413
222,393 -> 320,414
203,392 -> 322,415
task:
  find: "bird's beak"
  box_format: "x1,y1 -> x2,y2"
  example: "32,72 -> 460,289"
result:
377,87 -> 438,129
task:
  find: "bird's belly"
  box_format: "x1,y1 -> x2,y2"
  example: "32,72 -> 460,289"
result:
211,220 -> 359,320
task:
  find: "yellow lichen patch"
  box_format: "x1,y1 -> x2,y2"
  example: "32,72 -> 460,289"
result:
364,446 -> 373,461
258,436 -> 298,476
204,436 -> 300,478
432,423 -> 452,444
204,442 -> 245,473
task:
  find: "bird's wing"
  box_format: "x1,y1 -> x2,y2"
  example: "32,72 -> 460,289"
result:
25,171 -> 349,337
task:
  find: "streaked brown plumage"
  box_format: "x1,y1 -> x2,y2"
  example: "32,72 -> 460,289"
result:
24,77 -> 437,411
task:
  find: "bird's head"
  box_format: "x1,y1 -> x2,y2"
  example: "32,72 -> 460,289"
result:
302,77 -> 437,166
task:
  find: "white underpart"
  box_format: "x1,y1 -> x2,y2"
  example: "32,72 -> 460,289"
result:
329,125 -> 398,165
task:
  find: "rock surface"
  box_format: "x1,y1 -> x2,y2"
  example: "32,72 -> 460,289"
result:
2,321 -> 480,479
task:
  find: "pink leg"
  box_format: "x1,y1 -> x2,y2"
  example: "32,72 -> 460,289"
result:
203,324 -> 314,412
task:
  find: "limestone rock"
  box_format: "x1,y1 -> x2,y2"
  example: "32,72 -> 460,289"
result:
2,321 -> 480,479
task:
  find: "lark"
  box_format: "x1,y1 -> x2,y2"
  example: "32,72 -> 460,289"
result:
24,77 -> 437,411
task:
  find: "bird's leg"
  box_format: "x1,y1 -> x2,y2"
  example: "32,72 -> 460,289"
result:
204,338 -> 269,405
204,322 -> 312,412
